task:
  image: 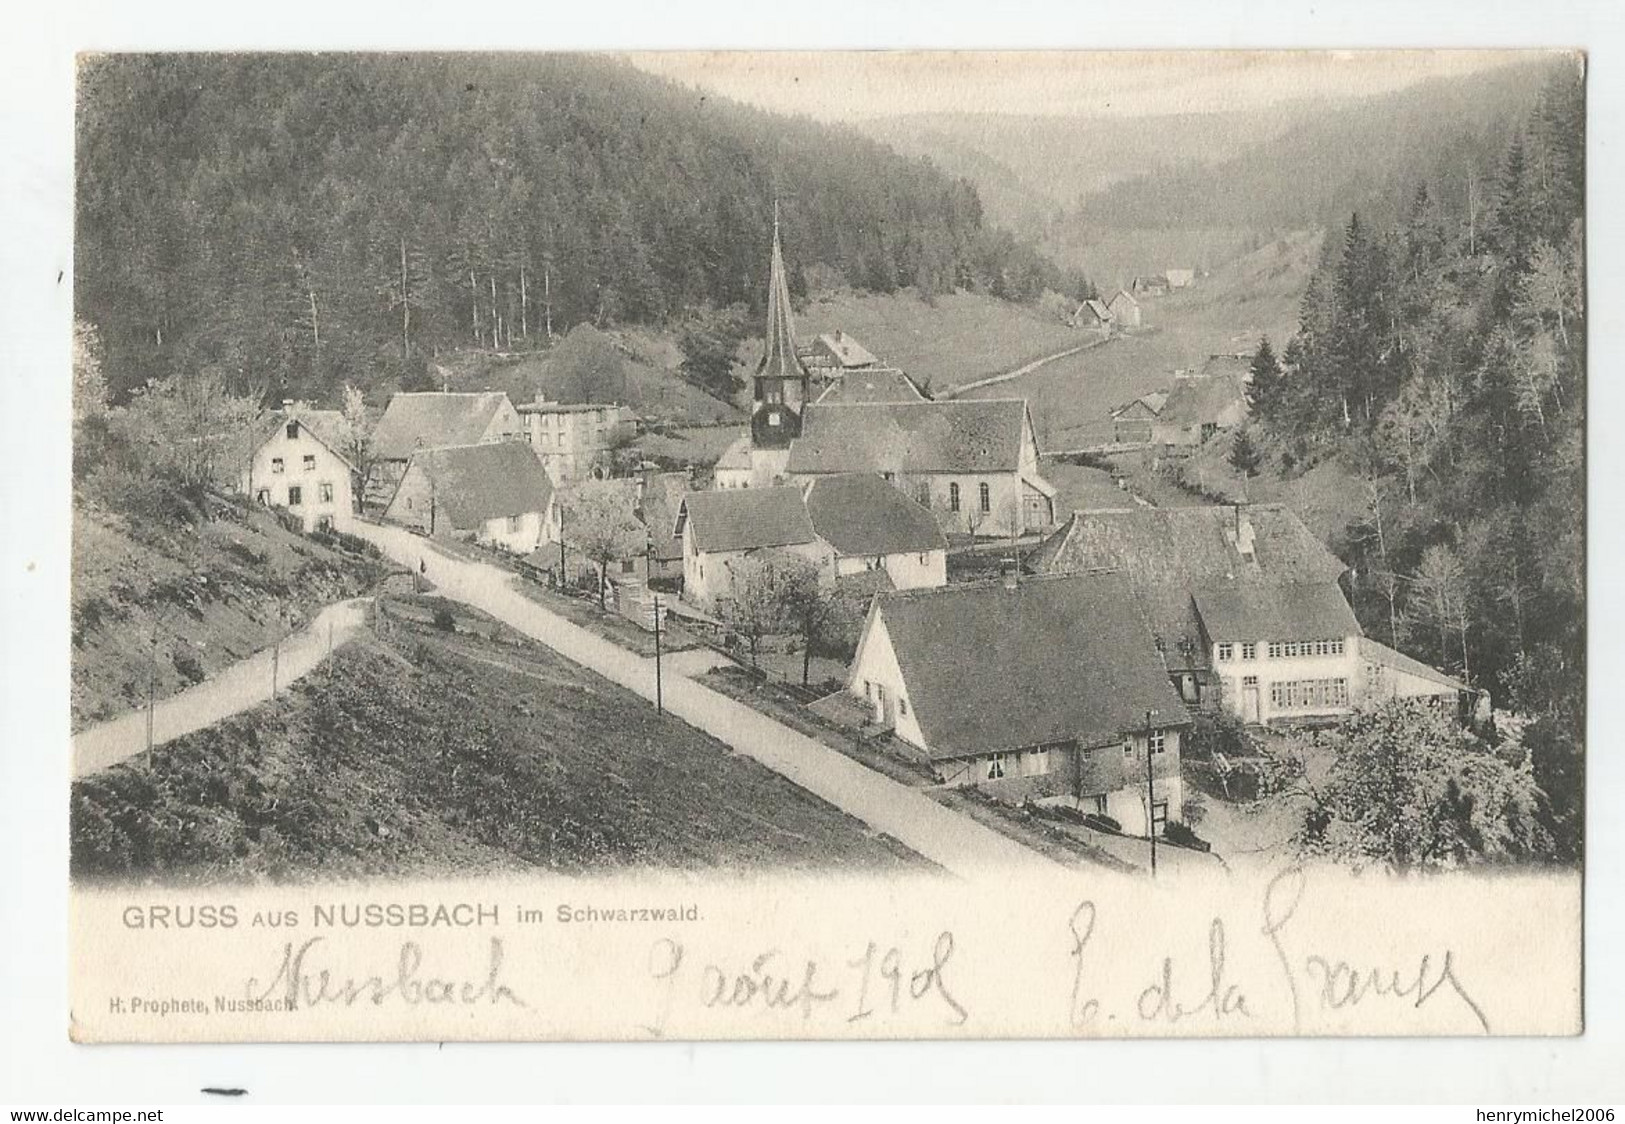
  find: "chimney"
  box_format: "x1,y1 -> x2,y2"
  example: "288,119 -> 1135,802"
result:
834,328 -> 844,341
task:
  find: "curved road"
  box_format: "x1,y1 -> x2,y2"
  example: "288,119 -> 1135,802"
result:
71,598 -> 370,779
351,520 -> 1071,881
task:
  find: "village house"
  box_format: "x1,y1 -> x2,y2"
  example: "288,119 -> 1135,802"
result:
804,474 -> 948,592
674,486 -> 832,609
1070,298 -> 1114,338
783,400 -> 1057,537
1131,275 -> 1170,298
812,366 -> 927,405
798,329 -> 880,377
1106,288 -> 1142,329
366,390 -> 523,505
1357,637 -> 1476,715
1027,504 -> 1464,724
382,440 -> 553,554
241,408 -> 356,534
844,572 -> 1190,835
1164,268 -> 1196,289
516,395 -> 635,484
1152,361 -> 1250,446
1109,390 -> 1169,445
712,433 -> 755,490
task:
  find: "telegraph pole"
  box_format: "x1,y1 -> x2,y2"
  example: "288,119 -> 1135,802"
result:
653,592 -> 664,714
1145,707 -> 1157,877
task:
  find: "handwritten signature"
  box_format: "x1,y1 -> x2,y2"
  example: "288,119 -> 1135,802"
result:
246,936 -> 527,1009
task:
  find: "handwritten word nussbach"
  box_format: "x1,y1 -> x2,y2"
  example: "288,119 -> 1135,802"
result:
1067,868 -> 1490,1034
643,931 -> 967,1035
247,936 -> 526,1009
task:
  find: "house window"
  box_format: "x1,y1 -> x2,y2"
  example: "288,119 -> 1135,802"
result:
1241,642 -> 1257,661
1123,740 -> 1134,759
949,483 -> 961,512
271,457 -> 285,475
319,482 -> 334,503
979,482 -> 991,513
286,422 -> 299,439
620,559 -> 635,574
507,515 -> 521,533
315,515 -> 334,532
1330,639 -> 1345,655
255,489 -> 270,506
1149,729 -> 1166,755
1269,678 -> 1350,711
986,752 -> 1008,781
1267,641 -> 1282,659
303,454 -> 316,472
1217,642 -> 1234,662
898,697 -> 909,718
916,482 -> 930,507
1094,795 -> 1109,815
287,486 -> 303,507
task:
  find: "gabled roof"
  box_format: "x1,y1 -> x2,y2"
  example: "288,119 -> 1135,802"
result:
260,409 -> 355,471
678,486 -> 818,554
786,400 -> 1031,476
400,441 -> 553,530
872,572 -> 1190,761
1358,637 -> 1468,692
713,433 -> 753,472
1158,372 -> 1249,428
814,331 -> 879,368
372,392 -> 515,461
1027,505 -> 1351,670
1107,288 -> 1139,307
813,367 -> 927,405
1192,583 -> 1361,641
804,474 -> 947,558
1074,299 -> 1113,324
1111,391 -> 1168,420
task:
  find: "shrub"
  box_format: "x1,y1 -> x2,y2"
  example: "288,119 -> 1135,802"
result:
1163,819 -> 1211,852
172,650 -> 206,686
1082,813 -> 1121,834
432,606 -> 457,633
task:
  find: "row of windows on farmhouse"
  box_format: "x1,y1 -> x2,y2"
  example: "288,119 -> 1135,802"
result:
269,454 -> 320,474
1215,638 -> 1346,662
984,731 -> 1167,782
1269,678 -> 1349,710
256,483 -> 335,507
942,481 -> 993,514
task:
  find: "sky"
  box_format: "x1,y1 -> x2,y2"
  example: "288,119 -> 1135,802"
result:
628,50 -> 1540,121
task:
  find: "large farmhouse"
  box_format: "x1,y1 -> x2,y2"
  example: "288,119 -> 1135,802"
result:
383,440 -> 553,553
846,572 -> 1190,835
1028,504 -> 1464,724
367,391 -> 523,505
1153,365 -> 1250,446
674,486 -> 832,609
242,409 -> 356,533
804,473 -> 948,592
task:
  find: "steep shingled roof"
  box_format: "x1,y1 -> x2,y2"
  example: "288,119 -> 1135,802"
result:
813,367 -> 926,404
1027,505 -> 1352,671
872,573 -> 1189,761
786,400 -> 1031,475
1159,372 -> 1249,428
678,486 -> 817,554
813,331 -> 879,368
1074,299 -> 1113,324
372,392 -> 515,461
1358,637 -> 1468,692
402,441 -> 553,531
1193,583 -> 1361,641
804,474 -> 946,558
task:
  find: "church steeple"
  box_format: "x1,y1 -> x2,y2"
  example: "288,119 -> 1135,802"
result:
751,204 -> 810,450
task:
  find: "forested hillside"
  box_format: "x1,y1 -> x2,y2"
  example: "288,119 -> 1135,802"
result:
76,54 -> 1089,406
1075,60 -> 1560,234
1241,62 -> 1585,856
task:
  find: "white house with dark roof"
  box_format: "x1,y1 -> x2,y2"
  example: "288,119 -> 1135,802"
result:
383,440 -> 553,554
1152,357 -> 1251,446
803,474 -> 947,591
802,329 -> 879,373
367,390 -> 523,505
712,433 -> 754,490
241,409 -> 356,533
516,394 -> 635,484
674,486 -> 833,609
845,572 -> 1190,834
1106,288 -> 1142,328
1029,503 -> 1466,724
784,399 -> 1056,537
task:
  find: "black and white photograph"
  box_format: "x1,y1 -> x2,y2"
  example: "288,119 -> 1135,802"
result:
41,44 -> 1595,1047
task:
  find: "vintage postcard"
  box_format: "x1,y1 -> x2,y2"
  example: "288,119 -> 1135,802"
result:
67,49 -> 1585,1042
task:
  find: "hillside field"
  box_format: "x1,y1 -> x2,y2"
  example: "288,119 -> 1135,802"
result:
71,596 -> 926,883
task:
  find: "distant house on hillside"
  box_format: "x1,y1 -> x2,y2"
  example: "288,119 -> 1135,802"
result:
812,366 -> 927,405
383,440 -> 553,554
1109,391 -> 1168,445
1028,504 -> 1465,724
242,408 -> 356,534
804,474 -> 948,592
516,394 -> 634,484
674,486 -> 832,609
1131,275 -> 1170,298
1070,298 -> 1114,338
1106,289 -> 1141,329
844,572 -> 1190,834
1165,268 -> 1196,289
784,400 -> 1057,537
799,329 -> 880,377
1153,366 -> 1249,446
368,391 -> 522,505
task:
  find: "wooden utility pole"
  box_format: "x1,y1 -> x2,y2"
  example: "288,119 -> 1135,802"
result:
653,593 -> 664,714
1145,708 -> 1157,877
